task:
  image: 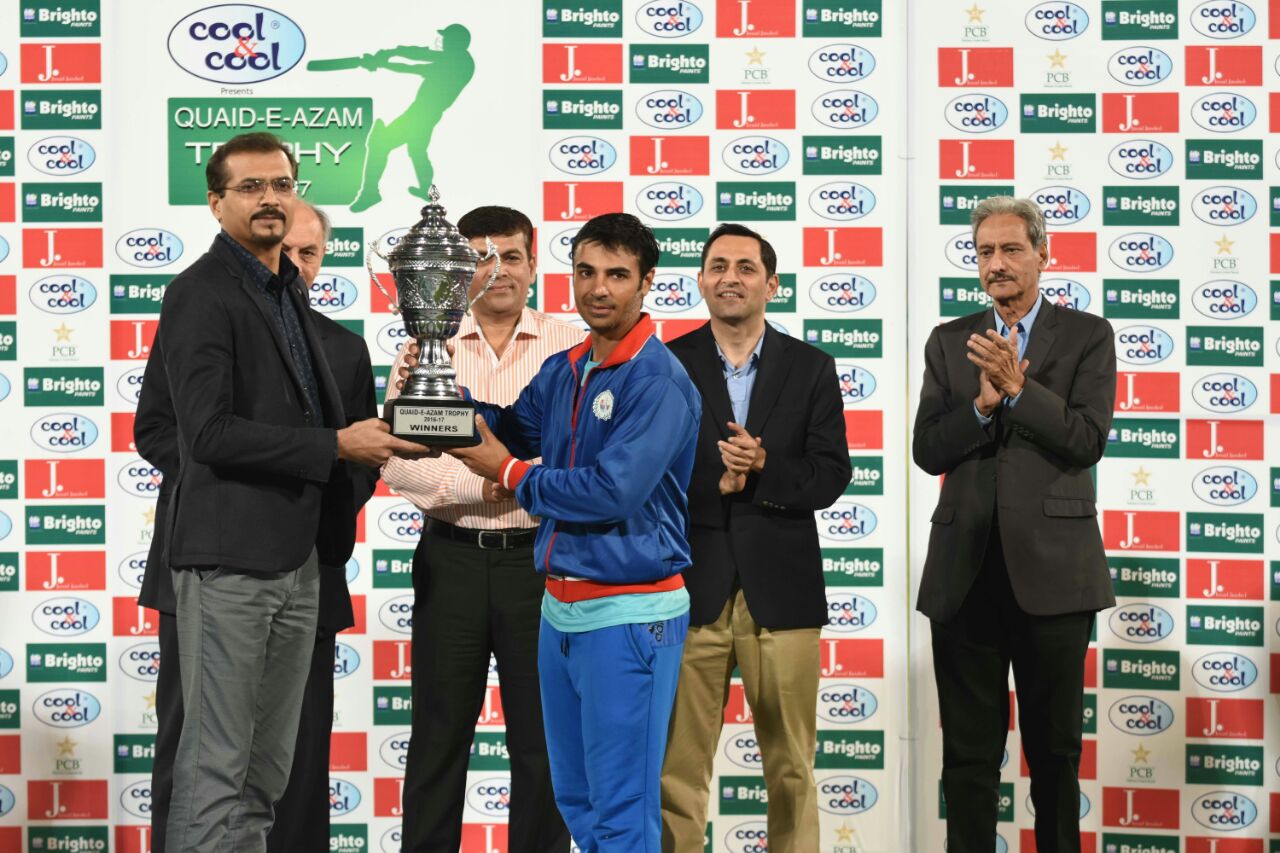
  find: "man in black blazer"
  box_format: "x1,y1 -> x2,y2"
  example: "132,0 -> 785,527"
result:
151,133 -> 422,853
661,224 -> 850,851
913,197 -> 1116,853
138,200 -> 379,852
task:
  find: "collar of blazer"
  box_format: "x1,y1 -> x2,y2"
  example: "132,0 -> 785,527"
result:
207,237 -> 345,429
685,320 -> 791,439
974,293 -> 1059,389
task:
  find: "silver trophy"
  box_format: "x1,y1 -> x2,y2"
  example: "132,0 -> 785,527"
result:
367,185 -> 501,446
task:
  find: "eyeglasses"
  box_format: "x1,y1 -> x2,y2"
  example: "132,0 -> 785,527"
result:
219,177 -> 298,198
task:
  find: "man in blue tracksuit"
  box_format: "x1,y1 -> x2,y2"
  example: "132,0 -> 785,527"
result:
446,213 -> 701,851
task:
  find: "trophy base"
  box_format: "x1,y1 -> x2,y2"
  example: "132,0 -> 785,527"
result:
384,397 -> 480,447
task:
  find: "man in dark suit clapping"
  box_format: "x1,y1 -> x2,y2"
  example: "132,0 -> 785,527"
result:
660,224 -> 850,852
913,196 -> 1116,853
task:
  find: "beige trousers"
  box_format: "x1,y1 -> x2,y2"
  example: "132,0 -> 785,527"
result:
660,588 -> 822,853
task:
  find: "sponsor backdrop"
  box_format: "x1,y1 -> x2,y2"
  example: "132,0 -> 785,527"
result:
0,2 -> 910,852
0,2 -> 1272,853
908,2 -> 1280,852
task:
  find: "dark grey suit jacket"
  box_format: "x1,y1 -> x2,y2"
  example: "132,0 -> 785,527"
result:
913,297 -> 1117,620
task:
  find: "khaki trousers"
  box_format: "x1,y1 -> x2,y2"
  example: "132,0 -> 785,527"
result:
660,589 -> 821,853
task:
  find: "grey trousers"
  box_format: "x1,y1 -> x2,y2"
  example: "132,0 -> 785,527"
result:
165,551 -> 319,853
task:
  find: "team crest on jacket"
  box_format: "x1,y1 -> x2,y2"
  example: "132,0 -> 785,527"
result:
592,390 -> 615,421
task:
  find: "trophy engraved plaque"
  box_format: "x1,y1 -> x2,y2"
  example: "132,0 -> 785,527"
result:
367,186 -> 500,446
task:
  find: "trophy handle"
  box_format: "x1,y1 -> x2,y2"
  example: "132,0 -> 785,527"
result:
466,236 -> 504,313
366,240 -> 399,314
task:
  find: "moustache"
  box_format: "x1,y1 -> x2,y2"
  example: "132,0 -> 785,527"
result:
251,210 -> 285,222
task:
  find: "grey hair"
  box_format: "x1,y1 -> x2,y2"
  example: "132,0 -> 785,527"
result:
296,198 -> 331,241
970,196 -> 1046,248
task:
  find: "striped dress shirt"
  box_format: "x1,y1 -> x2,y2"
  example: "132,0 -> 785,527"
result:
381,307 -> 586,529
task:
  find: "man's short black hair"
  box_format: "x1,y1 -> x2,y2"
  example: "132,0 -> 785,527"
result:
570,213 -> 659,278
700,223 -> 777,280
206,132 -> 298,194
457,205 -> 534,256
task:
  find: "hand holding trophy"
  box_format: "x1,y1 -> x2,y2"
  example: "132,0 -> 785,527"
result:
367,185 -> 500,446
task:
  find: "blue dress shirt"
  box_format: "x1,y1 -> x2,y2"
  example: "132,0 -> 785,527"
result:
974,294 -> 1044,425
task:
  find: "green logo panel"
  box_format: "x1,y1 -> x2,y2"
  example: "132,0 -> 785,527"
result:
543,90 -> 624,130
169,98 -> 373,205
1101,1 -> 1179,38
1186,140 -> 1263,180
803,319 -> 882,357
802,136 -> 882,175
1108,557 -> 1180,598
543,0 -> 622,37
1102,649 -> 1179,690
822,548 -> 884,587
1020,94 -> 1096,133
1103,187 -> 1178,226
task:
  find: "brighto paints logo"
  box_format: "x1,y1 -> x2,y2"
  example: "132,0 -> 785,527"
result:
167,5 -> 306,83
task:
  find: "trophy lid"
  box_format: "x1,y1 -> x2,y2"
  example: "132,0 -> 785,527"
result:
385,185 -> 480,269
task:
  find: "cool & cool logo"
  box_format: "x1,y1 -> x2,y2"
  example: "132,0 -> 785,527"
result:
1107,695 -> 1175,734
167,5 -> 306,84
722,136 -> 789,174
808,44 -> 876,82
116,229 -> 183,268
33,688 -> 101,727
945,94 -> 1009,132
817,683 -> 878,723
1192,651 -> 1257,691
647,274 -> 701,312
33,597 -> 100,637
119,642 -> 160,682
29,275 -> 96,314
30,414 -> 99,453
309,274 -> 358,313
1107,47 -> 1174,85
1191,92 -> 1257,132
635,1 -> 704,37
1191,466 -> 1257,506
818,500 -> 877,544
27,136 -> 96,175
1108,139 -> 1174,178
1108,233 -> 1173,272
811,274 -> 876,312
378,503 -> 423,542
378,595 -> 414,635
1191,281 -> 1256,319
811,90 -> 878,129
636,90 -> 703,128
1108,603 -> 1175,642
835,363 -> 876,405
1191,373 -> 1256,412
549,136 -> 617,176
1115,325 -> 1175,365
638,182 -> 703,221
809,183 -> 876,221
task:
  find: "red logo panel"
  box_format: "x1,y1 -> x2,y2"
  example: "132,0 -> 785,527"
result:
461,824 -> 509,853
1044,232 -> 1096,272
24,459 -> 105,500
1114,372 -> 1179,414
112,597 -> 158,637
0,275 -> 15,314
329,732 -> 367,772
1184,45 -> 1263,87
715,90 -> 796,130
1101,787 -> 1179,829
115,827 -> 153,853
1021,831 -> 1096,853
1184,697 -> 1264,739
373,777 -> 403,818
1185,840 -> 1262,853
937,48 -> 1014,87
372,640 -> 412,680
541,43 -> 622,84
1185,419 -> 1263,461
938,140 -> 1015,180
25,550 -> 105,591
0,183 -> 13,223
112,412 -> 138,454
628,135 -> 710,176
1101,93 -> 1180,133
20,43 -> 101,84
109,320 -> 158,361
476,685 -> 506,726
1102,510 -> 1180,552
340,595 -> 366,634
0,735 -> 20,774
844,410 -> 882,450
27,780 -> 109,820
22,228 -> 103,268
542,273 -> 576,315
716,0 -> 795,37
819,638 -> 883,679
1185,559 -> 1263,600
724,682 -> 754,725
802,228 -> 883,267
543,182 -> 624,222
651,318 -> 704,342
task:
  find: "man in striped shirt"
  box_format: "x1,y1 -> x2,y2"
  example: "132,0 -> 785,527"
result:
382,206 -> 580,852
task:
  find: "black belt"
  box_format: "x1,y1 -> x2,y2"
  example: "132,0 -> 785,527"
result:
425,518 -> 537,550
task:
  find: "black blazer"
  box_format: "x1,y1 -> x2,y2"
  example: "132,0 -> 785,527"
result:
668,323 -> 850,630
138,290 -> 377,633
913,298 -> 1117,621
153,237 -> 346,575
